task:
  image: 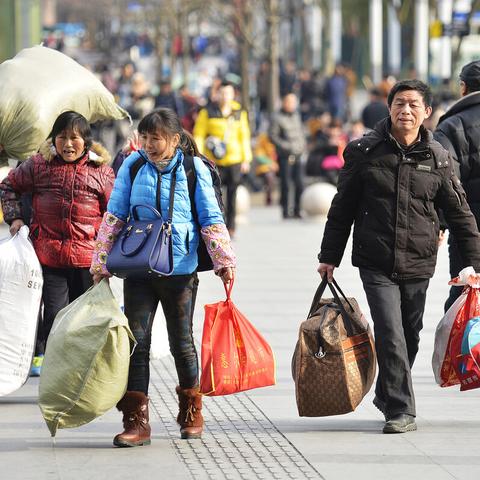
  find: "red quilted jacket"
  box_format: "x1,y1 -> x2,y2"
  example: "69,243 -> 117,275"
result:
0,141 -> 114,268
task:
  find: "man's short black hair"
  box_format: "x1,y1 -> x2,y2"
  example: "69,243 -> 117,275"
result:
220,80 -> 235,89
387,80 -> 433,108
459,60 -> 480,92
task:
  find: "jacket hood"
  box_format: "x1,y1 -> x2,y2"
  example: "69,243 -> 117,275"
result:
39,139 -> 111,165
437,91 -> 480,124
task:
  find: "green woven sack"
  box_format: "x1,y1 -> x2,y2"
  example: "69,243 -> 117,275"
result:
39,280 -> 135,437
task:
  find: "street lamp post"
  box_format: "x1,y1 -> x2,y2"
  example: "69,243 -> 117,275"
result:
388,0 -> 401,76
369,0 -> 383,85
329,0 -> 342,67
438,0 -> 453,81
414,0 -> 429,81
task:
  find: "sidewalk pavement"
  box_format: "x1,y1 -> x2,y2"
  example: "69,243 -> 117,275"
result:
1,206 -> 479,480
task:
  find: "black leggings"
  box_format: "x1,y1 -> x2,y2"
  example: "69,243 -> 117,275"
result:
39,266 -> 93,354
124,273 -> 199,394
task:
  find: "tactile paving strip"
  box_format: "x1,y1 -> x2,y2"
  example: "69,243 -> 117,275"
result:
149,357 -> 324,480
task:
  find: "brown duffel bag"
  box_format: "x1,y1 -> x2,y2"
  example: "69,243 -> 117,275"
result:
292,277 -> 376,417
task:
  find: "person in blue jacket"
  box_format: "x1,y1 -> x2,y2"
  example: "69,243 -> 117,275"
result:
90,108 -> 236,447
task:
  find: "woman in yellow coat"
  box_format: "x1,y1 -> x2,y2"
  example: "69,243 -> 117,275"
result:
194,81 -> 252,237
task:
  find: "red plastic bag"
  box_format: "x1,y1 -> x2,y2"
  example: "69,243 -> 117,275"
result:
432,267 -> 480,389
199,280 -> 276,396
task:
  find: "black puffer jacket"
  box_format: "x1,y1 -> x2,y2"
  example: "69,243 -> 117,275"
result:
434,91 -> 480,220
319,118 -> 480,279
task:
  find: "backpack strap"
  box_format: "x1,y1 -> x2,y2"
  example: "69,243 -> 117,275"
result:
129,151 -> 148,184
183,154 -> 199,223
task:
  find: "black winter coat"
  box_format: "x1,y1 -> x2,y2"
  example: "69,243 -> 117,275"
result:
319,118 -> 480,279
434,92 -> 480,220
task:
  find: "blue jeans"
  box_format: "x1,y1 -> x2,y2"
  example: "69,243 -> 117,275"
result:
124,273 -> 199,394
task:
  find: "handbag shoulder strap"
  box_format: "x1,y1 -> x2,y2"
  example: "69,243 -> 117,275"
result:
165,162 -> 179,224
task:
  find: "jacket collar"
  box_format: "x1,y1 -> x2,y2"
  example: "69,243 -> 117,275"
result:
437,91 -> 480,124
356,117 -> 433,154
139,148 -> 183,173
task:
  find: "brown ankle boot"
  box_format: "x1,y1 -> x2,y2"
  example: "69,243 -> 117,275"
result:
113,391 -> 151,447
176,386 -> 204,439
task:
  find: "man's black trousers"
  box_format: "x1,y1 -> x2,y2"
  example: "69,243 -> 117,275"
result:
359,268 -> 429,418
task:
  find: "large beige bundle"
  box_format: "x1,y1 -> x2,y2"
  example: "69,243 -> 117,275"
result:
0,45 -> 129,161
39,280 -> 135,437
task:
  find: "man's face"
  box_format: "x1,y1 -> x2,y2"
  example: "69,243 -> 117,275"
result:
389,89 -> 431,136
282,94 -> 297,113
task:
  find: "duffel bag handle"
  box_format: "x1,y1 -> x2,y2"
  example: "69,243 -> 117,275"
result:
309,276 -> 356,337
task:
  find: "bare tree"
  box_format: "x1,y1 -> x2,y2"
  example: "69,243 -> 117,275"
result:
262,0 -> 280,116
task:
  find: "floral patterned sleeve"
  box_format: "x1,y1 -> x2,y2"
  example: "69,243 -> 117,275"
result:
90,212 -> 125,276
200,224 -> 236,272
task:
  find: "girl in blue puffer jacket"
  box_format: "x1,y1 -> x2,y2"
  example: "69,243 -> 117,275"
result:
90,108 -> 235,447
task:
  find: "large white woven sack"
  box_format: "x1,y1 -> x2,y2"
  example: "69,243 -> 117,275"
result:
0,45 -> 130,161
0,226 -> 43,396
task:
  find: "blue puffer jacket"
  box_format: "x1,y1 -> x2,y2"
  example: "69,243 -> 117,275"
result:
107,148 -> 224,275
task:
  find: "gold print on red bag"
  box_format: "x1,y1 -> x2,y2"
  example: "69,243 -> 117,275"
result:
220,353 -> 229,368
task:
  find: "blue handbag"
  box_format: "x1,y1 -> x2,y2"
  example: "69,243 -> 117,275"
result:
107,161 -> 178,279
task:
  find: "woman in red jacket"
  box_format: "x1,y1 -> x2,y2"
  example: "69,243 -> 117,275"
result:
0,111 -> 115,370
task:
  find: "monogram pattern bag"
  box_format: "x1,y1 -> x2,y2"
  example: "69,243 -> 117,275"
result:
292,278 -> 376,417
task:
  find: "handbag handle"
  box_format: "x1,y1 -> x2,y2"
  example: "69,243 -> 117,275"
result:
131,204 -> 163,221
223,275 -> 235,300
121,205 -> 163,257
119,224 -> 153,257
309,276 -> 356,337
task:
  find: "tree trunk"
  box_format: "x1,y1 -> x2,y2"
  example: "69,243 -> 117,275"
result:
267,0 -> 280,116
181,8 -> 191,84
301,4 -> 312,71
154,20 -> 165,84
239,33 -> 251,114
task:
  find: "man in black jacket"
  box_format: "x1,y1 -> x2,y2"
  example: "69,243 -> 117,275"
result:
318,80 -> 480,434
434,60 -> 480,311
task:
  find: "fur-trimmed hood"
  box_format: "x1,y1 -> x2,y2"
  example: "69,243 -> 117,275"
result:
38,139 -> 111,165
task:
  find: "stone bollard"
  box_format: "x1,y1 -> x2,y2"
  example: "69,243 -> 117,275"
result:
300,182 -> 338,221
235,184 -> 251,225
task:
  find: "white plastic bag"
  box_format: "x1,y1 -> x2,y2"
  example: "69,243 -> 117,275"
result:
432,266 -> 478,385
432,292 -> 467,385
0,45 -> 130,161
0,226 -> 43,396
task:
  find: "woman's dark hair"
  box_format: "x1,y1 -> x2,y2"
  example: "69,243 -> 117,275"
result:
387,80 -> 433,108
49,111 -> 93,150
138,108 -> 199,156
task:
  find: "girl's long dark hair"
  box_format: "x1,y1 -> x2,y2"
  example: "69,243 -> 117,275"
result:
138,108 -> 199,156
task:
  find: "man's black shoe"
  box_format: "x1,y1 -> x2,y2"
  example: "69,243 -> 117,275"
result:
383,414 -> 417,434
